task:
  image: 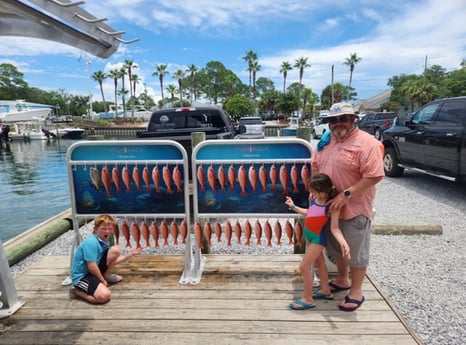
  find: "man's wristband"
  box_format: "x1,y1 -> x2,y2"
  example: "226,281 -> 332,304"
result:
290,204 -> 296,210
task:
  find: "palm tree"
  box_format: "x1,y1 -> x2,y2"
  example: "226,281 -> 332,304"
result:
124,59 -> 137,119
152,64 -> 169,104
343,53 -> 362,99
119,67 -> 127,119
294,57 -> 311,91
243,50 -> 258,99
92,70 -> 107,114
173,69 -> 185,105
166,84 -> 177,105
250,60 -> 261,101
108,69 -> 122,116
131,74 -> 140,107
186,64 -> 198,104
279,61 -> 293,93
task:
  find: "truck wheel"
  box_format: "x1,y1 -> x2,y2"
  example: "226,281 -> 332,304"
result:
374,128 -> 382,140
383,147 -> 404,177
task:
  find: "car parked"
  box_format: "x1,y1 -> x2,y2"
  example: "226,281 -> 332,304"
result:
357,111 -> 398,140
235,116 -> 266,139
382,96 -> 466,182
312,118 -> 329,139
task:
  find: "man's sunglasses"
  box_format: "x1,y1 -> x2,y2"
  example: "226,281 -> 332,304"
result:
324,115 -> 353,124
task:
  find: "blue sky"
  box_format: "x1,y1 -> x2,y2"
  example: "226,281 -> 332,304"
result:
1,0 -> 465,106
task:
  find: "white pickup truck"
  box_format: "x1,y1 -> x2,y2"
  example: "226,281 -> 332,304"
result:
236,116 -> 266,139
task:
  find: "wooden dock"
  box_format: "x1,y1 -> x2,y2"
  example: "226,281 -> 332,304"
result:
1,255 -> 422,344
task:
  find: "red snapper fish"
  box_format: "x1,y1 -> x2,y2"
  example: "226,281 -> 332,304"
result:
141,220 -> 151,248
217,165 -> 227,192
172,166 -> 183,193
207,166 -> 217,194
121,220 -> 130,248
204,221 -> 212,247
225,220 -> 233,246
215,221 -> 222,242
132,166 -> 142,193
264,220 -> 273,247
194,221 -> 204,249
285,220 -> 294,245
131,220 -> 142,249
161,219 -> 169,246
269,163 -> 277,191
301,164 -> 310,191
150,221 -> 159,247
294,221 -> 303,247
112,166 -> 121,194
290,164 -> 299,193
238,165 -> 248,197
101,166 -> 112,198
122,166 -> 131,193
254,220 -> 262,245
234,220 -> 242,245
152,165 -> 161,193
163,165 -> 173,194
248,165 -> 258,193
143,166 -> 151,192
170,220 -> 179,245
180,219 -> 188,244
244,220 -> 252,246
197,165 -> 206,193
274,220 -> 282,246
112,222 -> 120,245
279,164 -> 289,195
228,164 -> 236,192
259,165 -> 267,193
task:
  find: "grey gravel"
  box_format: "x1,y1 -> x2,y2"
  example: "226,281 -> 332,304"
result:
9,170 -> 466,345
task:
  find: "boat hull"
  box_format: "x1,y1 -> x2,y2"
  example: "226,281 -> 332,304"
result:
281,127 -> 297,136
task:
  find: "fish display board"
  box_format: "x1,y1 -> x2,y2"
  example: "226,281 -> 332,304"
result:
192,138 -> 312,218
66,140 -> 189,219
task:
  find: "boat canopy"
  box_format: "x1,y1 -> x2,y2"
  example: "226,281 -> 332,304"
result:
0,0 -> 139,58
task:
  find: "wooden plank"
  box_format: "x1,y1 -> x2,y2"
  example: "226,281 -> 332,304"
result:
0,332 -> 419,345
1,319 -> 410,334
17,289 -> 384,301
17,297 -> 392,311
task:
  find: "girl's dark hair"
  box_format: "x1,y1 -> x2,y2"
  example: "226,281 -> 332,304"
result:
309,173 -> 338,200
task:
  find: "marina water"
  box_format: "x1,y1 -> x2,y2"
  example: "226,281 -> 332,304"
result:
0,139 -> 73,242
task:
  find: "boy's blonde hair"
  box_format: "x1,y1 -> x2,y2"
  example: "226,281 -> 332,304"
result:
93,214 -> 116,229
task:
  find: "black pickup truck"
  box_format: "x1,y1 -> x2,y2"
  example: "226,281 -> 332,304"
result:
382,97 -> 466,183
136,106 -> 236,156
357,111 -> 398,140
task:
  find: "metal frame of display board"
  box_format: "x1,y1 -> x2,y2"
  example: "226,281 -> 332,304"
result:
63,140 -> 193,285
188,138 -> 313,283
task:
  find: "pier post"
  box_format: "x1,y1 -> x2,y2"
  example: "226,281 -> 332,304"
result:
0,239 -> 24,318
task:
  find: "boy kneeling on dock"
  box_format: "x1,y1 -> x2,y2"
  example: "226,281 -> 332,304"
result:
71,214 -> 142,304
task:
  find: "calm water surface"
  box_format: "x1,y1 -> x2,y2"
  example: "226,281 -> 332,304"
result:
0,139 -> 75,242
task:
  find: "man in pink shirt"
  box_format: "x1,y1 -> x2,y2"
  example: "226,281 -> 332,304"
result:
311,102 -> 384,312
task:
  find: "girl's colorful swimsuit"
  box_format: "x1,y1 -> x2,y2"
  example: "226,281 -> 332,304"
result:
304,198 -> 328,246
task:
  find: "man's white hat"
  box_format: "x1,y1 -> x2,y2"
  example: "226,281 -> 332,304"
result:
327,102 -> 356,118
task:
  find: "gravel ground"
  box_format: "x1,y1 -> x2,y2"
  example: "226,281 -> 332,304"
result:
9,170 -> 466,345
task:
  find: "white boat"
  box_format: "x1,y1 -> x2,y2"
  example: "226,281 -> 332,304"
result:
0,100 -> 53,122
7,120 -> 50,141
97,105 -> 152,120
55,127 -> 85,139
281,116 -> 300,136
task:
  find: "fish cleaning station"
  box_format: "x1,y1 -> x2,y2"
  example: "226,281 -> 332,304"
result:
0,1 -> 422,344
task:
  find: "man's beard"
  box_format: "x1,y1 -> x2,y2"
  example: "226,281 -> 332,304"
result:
332,126 -> 351,139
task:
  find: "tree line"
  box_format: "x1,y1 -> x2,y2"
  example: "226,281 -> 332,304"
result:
1,53 -> 465,121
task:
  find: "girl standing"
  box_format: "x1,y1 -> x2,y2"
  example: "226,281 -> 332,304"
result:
285,173 -> 350,310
